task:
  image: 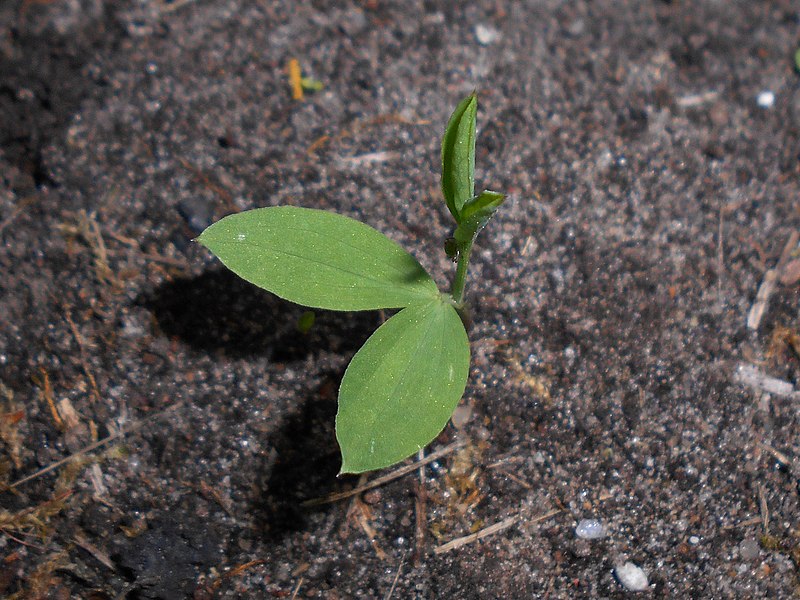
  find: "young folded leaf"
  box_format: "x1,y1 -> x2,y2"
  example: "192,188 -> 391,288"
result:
197,206 -> 439,311
441,92 -> 477,221
336,298 -> 470,474
453,190 -> 506,245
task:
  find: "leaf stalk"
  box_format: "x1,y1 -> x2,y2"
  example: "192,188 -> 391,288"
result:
450,239 -> 474,307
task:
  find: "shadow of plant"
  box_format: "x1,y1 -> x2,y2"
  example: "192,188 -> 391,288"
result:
250,374 -> 347,540
143,269 -> 380,361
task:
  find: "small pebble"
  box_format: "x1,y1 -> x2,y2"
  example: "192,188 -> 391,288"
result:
451,404 -> 472,429
565,18 -> 585,37
475,24 -> 499,46
739,537 -> 760,561
689,535 -> 700,545
614,562 -> 649,592
575,519 -> 606,540
756,90 -> 775,108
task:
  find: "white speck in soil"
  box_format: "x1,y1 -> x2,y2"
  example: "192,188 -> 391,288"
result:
614,562 -> 649,592
575,519 -> 606,540
474,24 -> 499,46
757,90 -> 775,108
689,535 -> 700,545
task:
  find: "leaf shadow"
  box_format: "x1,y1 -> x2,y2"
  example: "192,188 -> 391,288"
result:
142,269 -> 380,361
250,373 -> 352,541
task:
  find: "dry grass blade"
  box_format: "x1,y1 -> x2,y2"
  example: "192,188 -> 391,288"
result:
290,576 -> 304,600
302,440 -> 465,507
73,532 -> 116,571
384,550 -> 406,600
748,231 -> 800,330
434,508 -> 561,555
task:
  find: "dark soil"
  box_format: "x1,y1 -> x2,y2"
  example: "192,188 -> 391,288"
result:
1,1 -> 799,598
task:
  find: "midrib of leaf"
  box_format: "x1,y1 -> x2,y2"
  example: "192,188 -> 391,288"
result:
210,239 -> 436,297
270,222 -> 430,282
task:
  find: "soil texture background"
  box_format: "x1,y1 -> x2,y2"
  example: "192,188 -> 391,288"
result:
1,1 -> 799,598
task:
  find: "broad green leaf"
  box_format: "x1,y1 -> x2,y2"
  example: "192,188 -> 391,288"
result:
198,206 -> 439,311
336,299 -> 470,473
453,190 -> 506,245
441,93 -> 477,221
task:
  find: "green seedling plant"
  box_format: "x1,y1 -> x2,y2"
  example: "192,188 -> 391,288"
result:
198,93 -> 505,473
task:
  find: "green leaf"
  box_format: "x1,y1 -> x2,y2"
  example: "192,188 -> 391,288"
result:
453,190 -> 506,245
336,299 -> 470,473
197,206 -> 439,311
441,93 -> 477,222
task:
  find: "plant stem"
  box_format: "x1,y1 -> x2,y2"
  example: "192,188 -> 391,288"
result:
450,240 -> 473,307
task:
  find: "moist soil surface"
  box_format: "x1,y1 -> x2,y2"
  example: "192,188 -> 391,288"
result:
1,1 -> 799,598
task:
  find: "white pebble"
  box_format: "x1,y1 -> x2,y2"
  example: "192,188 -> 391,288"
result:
757,90 -> 775,108
689,535 -> 700,545
474,24 -> 499,46
614,562 -> 649,592
575,519 -> 606,540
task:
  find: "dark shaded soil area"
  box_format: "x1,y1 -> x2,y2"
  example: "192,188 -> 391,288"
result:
1,1 -> 799,598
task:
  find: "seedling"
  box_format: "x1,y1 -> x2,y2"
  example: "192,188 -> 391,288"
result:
198,93 -> 505,473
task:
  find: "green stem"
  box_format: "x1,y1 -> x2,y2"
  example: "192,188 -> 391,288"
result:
450,240 -> 473,307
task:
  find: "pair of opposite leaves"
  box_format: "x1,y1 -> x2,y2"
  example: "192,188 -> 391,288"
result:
198,93 -> 504,473
198,206 -> 469,474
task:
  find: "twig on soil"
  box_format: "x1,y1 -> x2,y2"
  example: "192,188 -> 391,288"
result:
35,367 -> 65,431
493,467 -> 533,490
676,90 -> 720,107
4,402 -> 183,491
721,516 -> 762,530
73,532 -> 116,571
103,228 -> 190,269
384,550 -> 407,600
301,440 -> 465,507
758,441 -> 794,471
413,449 -> 427,565
290,576 -> 304,600
758,484 -> 769,533
339,151 -> 401,166
433,508 -> 562,555
184,479 -> 236,518
0,527 -> 46,551
64,308 -> 102,403
747,231 -> 800,330
177,157 -> 235,210
346,484 -> 388,560
156,0 -> 199,14
209,559 -> 266,591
